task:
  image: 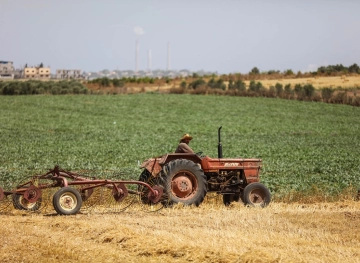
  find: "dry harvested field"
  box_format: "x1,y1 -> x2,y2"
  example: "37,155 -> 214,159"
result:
245,75 -> 360,89
1,199 -> 360,263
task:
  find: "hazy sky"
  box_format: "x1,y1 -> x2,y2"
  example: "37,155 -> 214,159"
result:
1,0 -> 359,74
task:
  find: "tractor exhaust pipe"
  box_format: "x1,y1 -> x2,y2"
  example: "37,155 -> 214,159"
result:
218,126 -> 223,158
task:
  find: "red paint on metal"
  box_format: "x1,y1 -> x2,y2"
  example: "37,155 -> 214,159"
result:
147,185 -> 163,204
113,183 -> 128,202
23,185 -> 42,203
171,171 -> 198,200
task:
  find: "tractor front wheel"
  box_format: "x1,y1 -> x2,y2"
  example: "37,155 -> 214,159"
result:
162,159 -> 207,206
53,187 -> 82,215
242,183 -> 271,207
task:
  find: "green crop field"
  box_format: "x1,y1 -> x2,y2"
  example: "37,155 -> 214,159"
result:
0,94 -> 359,201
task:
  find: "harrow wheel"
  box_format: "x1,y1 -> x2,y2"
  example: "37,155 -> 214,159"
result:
242,183 -> 271,207
11,176 -> 59,213
12,193 -> 42,211
53,187 -> 82,215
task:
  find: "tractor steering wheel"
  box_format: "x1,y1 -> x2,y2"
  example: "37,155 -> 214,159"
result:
195,151 -> 204,157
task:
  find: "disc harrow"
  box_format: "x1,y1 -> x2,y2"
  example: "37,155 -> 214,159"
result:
0,165 -> 165,215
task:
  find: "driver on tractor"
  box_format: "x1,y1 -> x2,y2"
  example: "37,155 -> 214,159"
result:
175,134 -> 194,153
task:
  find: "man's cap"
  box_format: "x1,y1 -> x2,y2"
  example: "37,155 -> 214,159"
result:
180,134 -> 193,141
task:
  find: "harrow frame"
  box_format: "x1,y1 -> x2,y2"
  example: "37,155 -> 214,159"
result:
0,165 -> 164,215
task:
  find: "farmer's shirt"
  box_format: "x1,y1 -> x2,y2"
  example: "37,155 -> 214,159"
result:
175,143 -> 194,153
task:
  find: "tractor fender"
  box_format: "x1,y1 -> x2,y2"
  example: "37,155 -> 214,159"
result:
140,157 -> 163,177
158,153 -> 202,166
140,153 -> 203,177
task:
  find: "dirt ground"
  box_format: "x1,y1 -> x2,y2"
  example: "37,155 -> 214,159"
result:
1,198 -> 359,263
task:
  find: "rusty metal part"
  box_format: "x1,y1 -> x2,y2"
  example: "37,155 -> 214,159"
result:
80,187 -> 94,201
171,171 -> 198,200
23,185 -> 42,203
147,185 -> 163,204
112,183 -> 128,202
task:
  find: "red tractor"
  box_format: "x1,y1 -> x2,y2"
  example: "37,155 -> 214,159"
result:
139,127 -> 271,207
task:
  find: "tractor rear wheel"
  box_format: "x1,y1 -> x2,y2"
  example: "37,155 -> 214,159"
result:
52,187 -> 82,215
242,183 -> 271,207
162,159 -> 207,206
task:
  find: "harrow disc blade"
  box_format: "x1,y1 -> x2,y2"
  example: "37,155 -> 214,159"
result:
112,183 -> 128,202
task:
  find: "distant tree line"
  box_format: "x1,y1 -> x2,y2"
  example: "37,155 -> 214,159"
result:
317,63 -> 360,75
0,80 -> 88,95
247,63 -> 360,77
170,78 -> 360,107
88,77 -> 161,87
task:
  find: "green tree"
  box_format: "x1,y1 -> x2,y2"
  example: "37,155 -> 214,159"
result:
112,78 -> 125,87
207,78 -> 216,88
284,69 -> 294,76
349,63 -> 360,74
275,83 -> 283,96
100,77 -> 110,87
249,80 -> 263,92
233,80 -> 246,91
180,81 -> 187,88
303,84 -> 315,98
189,78 -> 205,89
267,70 -> 280,75
284,84 -> 292,94
321,87 -> 334,102
294,84 -> 303,96
250,67 -> 260,75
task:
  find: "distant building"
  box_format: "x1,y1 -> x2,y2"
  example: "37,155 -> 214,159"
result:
0,61 -> 15,79
24,67 -> 51,79
56,69 -> 83,79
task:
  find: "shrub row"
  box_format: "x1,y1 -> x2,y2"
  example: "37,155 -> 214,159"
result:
0,80 -> 88,95
88,77 -> 159,87
169,81 -> 360,107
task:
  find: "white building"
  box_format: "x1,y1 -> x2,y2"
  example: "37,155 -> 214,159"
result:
0,61 -> 15,79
